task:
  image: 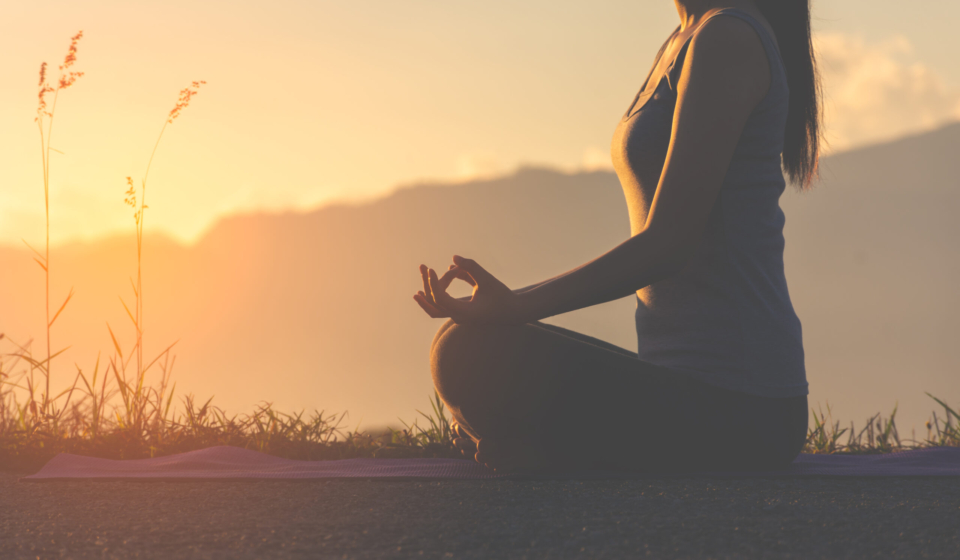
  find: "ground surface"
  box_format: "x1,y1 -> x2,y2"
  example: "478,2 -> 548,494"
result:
2,472 -> 959,559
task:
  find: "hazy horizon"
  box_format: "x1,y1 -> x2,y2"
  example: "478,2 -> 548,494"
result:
3,119 -> 958,252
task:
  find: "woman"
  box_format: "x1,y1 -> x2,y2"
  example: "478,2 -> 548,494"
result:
414,0 -> 820,473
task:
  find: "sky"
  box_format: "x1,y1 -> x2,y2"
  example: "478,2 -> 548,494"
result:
2,0 -> 959,247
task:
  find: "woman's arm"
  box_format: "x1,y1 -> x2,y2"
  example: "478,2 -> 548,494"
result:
424,16 -> 772,324
513,278 -> 554,295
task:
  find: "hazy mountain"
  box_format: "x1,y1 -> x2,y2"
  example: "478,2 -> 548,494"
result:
2,123 -> 959,431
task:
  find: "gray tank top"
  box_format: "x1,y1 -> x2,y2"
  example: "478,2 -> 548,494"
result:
610,8 -> 807,397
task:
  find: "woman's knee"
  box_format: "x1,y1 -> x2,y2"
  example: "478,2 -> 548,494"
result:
429,321 -> 527,407
430,321 -> 484,403
431,321 -> 547,441
430,319 -> 458,356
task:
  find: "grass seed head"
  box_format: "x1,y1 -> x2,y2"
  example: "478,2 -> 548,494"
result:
123,177 -> 137,209
57,31 -> 84,90
35,63 -> 54,122
60,31 -> 82,71
167,80 -> 206,124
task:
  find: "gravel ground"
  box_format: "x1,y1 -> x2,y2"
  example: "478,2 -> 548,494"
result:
2,473 -> 959,559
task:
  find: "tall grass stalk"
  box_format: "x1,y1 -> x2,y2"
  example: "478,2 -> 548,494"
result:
122,79 -> 205,393
26,31 -> 84,416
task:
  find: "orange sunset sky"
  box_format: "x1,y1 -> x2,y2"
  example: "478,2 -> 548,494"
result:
2,0 -> 960,247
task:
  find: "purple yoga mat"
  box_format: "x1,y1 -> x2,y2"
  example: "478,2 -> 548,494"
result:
19,445 -> 960,481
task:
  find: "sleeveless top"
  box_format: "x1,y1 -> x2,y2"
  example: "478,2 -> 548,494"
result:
610,8 -> 808,398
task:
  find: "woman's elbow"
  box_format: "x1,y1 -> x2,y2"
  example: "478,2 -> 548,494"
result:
639,226 -> 699,281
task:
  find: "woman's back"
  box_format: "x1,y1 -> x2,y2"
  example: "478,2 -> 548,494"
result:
611,8 -> 807,398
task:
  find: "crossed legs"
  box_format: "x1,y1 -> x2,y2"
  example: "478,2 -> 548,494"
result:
430,319 -> 807,473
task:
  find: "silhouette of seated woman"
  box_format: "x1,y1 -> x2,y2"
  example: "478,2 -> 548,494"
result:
414,0 -> 818,473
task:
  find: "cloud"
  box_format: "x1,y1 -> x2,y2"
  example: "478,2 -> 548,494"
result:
816,33 -> 960,152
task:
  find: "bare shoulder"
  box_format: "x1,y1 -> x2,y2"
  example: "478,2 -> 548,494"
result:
692,12 -> 770,66
681,12 -> 771,102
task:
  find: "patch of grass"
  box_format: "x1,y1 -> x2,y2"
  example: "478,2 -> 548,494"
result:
804,397 -> 960,454
1,333 -> 459,473
0,357 -> 459,473
0,328 -> 459,472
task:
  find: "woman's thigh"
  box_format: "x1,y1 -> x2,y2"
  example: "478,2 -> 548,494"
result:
526,321 -> 641,359
430,321 -> 690,463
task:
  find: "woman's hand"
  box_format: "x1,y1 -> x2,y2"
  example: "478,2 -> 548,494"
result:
413,255 -> 532,325
413,262 -> 471,319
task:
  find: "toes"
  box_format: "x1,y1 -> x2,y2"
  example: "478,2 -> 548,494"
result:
475,438 -> 543,473
475,439 -> 513,472
453,437 -> 477,458
452,423 -> 471,440
451,423 -> 478,460
474,438 -> 491,463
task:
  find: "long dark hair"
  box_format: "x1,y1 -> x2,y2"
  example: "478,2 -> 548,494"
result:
756,0 -> 822,189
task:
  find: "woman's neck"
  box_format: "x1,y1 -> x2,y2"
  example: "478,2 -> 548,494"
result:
674,0 -> 758,31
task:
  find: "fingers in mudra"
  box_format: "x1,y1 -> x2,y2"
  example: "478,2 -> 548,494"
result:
414,255 -> 524,324
445,255 -> 526,325
414,258 -> 477,317
414,291 -> 445,317
414,263 -> 461,318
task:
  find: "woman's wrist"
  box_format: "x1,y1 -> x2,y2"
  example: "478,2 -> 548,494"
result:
513,288 -> 547,324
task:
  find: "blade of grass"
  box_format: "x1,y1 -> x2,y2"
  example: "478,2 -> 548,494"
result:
106,323 -> 124,359
48,287 -> 74,327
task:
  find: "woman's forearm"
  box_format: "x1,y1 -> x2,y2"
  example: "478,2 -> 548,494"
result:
513,278 -> 553,295
518,227 -> 689,321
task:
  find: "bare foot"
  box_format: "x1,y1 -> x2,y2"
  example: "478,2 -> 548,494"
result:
451,423 -> 477,459
452,423 -> 550,473
474,437 -> 549,474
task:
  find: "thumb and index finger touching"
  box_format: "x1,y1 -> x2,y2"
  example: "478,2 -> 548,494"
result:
428,267 -> 470,316
452,255 -> 495,285
427,256 -> 487,313
431,256 -> 484,292
432,263 -> 474,293
417,256 -> 487,319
